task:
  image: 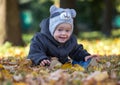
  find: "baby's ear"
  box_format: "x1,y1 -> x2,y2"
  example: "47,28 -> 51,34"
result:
70,9 -> 76,18
50,5 -> 58,14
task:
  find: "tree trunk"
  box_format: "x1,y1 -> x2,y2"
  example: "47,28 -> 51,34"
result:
102,0 -> 113,37
0,0 -> 7,44
0,0 -> 24,46
60,0 -> 76,8
60,0 -> 78,35
91,0 -> 102,30
6,0 -> 24,46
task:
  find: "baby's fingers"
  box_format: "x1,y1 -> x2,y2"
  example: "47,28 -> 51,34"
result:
85,55 -> 92,61
40,60 -> 45,66
40,60 -> 51,66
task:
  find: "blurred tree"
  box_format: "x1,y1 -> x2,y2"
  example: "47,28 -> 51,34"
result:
0,0 -> 6,45
17,0 -> 116,37
0,0 -> 24,46
60,0 -> 78,35
102,0 -> 114,37
29,0 -> 53,32
76,0 -> 115,37
90,0 -> 103,30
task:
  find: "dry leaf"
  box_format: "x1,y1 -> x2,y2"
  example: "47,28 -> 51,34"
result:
13,74 -> 23,81
85,71 -> 109,81
49,57 -> 62,69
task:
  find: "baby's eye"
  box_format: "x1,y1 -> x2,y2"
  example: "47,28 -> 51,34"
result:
58,29 -> 63,31
66,30 -> 71,32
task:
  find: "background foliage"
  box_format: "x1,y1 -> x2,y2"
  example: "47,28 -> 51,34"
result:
19,0 -> 120,33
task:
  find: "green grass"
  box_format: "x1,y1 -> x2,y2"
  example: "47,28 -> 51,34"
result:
22,33 -> 34,44
78,29 -> 120,40
112,28 -> 120,37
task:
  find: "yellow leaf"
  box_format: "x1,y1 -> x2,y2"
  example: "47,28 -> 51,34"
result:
13,82 -> 27,85
0,64 -> 4,69
61,63 -> 85,72
19,59 -> 32,67
71,64 -> 85,71
61,62 -> 72,69
1,68 -> 12,79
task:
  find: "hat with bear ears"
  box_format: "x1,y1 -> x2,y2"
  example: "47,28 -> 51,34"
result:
49,5 -> 76,36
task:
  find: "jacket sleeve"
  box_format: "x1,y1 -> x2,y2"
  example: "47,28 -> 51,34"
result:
27,33 -> 49,65
69,39 -> 90,61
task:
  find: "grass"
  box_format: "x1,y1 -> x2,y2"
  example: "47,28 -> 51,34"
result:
22,33 -> 34,44
78,29 -> 120,40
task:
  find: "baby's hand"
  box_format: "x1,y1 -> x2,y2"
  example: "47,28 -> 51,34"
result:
85,54 -> 100,62
40,59 -> 51,67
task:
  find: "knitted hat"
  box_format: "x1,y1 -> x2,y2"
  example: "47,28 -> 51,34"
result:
49,5 -> 76,36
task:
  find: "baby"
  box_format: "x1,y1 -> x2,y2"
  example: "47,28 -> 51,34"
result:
27,5 -> 99,69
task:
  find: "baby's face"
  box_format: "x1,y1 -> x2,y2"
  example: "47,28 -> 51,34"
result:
53,23 -> 72,43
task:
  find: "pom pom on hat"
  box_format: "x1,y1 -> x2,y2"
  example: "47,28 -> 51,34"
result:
49,5 -> 76,36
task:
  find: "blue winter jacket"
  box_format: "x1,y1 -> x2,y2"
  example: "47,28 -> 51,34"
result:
27,18 -> 90,65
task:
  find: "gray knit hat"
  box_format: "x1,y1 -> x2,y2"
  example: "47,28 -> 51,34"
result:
49,5 -> 76,36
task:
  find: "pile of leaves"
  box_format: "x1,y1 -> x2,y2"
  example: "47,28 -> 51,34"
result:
0,37 -> 120,85
0,56 -> 120,85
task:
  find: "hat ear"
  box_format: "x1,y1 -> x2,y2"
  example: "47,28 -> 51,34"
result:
70,9 -> 76,18
50,5 -> 58,14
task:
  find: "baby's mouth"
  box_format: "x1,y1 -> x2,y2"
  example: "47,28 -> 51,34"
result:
59,36 -> 67,40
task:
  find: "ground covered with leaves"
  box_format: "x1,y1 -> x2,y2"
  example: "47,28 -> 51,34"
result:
0,32 -> 120,85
